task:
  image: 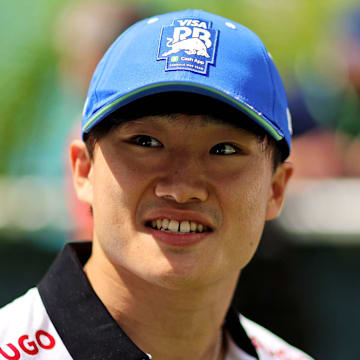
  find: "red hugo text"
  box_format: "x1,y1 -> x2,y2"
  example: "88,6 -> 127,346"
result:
0,330 -> 55,359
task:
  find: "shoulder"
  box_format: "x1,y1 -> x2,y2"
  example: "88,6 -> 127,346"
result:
240,315 -> 314,360
0,288 -> 72,359
0,288 -> 42,335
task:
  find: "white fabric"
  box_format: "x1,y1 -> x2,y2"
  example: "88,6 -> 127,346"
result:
239,315 -> 314,360
0,288 -> 72,360
0,288 -> 313,360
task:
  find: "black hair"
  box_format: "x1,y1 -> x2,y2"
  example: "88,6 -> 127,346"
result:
84,92 -> 284,170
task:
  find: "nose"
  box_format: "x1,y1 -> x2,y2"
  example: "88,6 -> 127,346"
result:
154,155 -> 209,204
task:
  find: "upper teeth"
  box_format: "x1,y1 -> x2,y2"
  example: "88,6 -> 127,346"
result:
150,219 -> 207,233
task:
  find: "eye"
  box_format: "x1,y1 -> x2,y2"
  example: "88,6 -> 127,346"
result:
210,143 -> 240,155
130,135 -> 163,148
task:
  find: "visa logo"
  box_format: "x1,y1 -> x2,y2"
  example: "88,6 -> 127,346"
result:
175,19 -> 208,29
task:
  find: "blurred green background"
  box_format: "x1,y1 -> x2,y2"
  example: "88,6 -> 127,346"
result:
0,0 -> 358,176
1,0 -> 360,359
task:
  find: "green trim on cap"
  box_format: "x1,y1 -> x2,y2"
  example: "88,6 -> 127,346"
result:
82,83 -> 283,141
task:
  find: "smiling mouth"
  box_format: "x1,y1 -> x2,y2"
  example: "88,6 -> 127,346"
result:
147,218 -> 211,234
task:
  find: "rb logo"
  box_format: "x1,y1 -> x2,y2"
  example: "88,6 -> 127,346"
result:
157,18 -> 219,75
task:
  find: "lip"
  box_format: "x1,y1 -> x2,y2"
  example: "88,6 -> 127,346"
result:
146,227 -> 210,248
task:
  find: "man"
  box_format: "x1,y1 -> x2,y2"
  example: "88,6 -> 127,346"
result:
0,9 -> 313,360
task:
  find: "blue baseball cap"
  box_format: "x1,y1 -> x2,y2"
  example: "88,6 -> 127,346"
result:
82,9 -> 292,158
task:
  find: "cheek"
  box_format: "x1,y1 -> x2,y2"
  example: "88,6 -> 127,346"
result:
93,156 -> 146,209
91,161 -> 135,236
217,165 -> 272,264
91,153 -> 158,247
90,162 -> 144,267
220,164 -> 271,220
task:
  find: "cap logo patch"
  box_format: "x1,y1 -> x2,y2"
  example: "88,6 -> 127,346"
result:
157,18 -> 219,75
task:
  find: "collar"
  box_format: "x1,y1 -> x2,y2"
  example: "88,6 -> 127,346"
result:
38,242 -> 259,360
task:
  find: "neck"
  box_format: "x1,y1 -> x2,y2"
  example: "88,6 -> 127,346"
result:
85,243 -> 239,360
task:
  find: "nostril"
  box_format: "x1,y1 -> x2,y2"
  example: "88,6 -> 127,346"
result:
154,179 -> 209,203
162,195 -> 176,201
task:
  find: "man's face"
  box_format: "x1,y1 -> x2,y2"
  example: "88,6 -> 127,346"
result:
73,114 -> 291,289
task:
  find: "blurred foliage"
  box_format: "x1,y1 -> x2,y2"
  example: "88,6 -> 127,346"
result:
0,0 -> 359,175
0,0 -> 70,174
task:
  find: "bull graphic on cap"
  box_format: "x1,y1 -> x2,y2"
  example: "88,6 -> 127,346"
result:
157,17 -> 218,75
162,37 -> 210,58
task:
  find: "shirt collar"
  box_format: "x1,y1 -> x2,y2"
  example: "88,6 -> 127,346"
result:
38,242 -> 259,360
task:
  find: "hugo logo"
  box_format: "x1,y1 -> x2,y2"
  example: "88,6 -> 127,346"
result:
0,330 -> 55,359
157,17 -> 219,75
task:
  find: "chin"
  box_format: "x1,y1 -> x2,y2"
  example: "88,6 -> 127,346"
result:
137,255 -> 220,290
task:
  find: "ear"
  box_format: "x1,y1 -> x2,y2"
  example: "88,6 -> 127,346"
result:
69,140 -> 93,205
265,161 -> 293,221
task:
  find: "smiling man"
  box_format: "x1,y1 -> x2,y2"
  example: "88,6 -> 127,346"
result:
0,9 -> 313,360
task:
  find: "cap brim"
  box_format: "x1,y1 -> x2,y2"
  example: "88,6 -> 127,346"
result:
82,81 -> 284,142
